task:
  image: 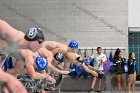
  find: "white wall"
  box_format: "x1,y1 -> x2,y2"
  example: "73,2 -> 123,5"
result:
0,0 -> 128,50
129,0 -> 140,27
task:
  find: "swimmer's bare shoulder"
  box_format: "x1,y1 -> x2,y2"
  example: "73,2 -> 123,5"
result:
65,52 -> 80,65
17,49 -> 34,65
42,41 -> 68,53
0,19 -> 24,43
42,41 -> 56,50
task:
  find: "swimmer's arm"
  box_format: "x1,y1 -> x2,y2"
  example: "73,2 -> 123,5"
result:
26,64 -> 48,79
56,59 -> 68,70
5,51 -> 24,75
81,63 -> 97,75
6,61 -> 28,75
25,55 -> 48,79
37,47 -> 54,64
56,65 -> 64,70
38,48 -> 68,74
51,48 -> 66,54
66,52 -> 96,75
50,42 -> 67,54
0,19 -> 21,41
48,63 -> 66,74
48,63 -> 61,72
20,49 -> 48,79
6,68 -> 18,75
63,61 -> 68,69
65,52 -> 80,65
0,69 -> 12,83
41,41 -> 57,49
37,47 -> 50,57
87,65 -> 101,72
42,41 -> 66,53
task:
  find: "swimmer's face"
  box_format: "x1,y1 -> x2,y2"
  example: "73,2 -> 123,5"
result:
29,40 -> 42,52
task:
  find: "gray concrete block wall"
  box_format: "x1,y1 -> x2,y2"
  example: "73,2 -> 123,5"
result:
0,0 -> 128,49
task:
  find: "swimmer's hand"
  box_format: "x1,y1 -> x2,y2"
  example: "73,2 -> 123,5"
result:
60,70 -> 70,75
46,76 -> 56,84
5,74 -> 27,93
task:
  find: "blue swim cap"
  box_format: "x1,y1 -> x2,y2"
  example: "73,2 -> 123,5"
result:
69,40 -> 79,48
35,56 -> 48,71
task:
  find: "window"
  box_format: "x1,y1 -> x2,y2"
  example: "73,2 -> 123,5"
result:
129,32 -> 140,74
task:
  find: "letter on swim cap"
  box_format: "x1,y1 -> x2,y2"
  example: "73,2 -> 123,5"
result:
54,53 -> 64,63
35,56 -> 48,71
24,27 -> 45,42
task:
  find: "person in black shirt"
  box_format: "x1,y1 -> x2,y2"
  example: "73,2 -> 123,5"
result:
128,52 -> 136,93
114,49 -> 126,92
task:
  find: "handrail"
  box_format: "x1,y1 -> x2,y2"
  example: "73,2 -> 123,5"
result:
79,47 -> 126,50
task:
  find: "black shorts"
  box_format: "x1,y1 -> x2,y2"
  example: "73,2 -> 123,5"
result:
128,70 -> 136,75
97,71 -> 104,79
116,70 -> 125,75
